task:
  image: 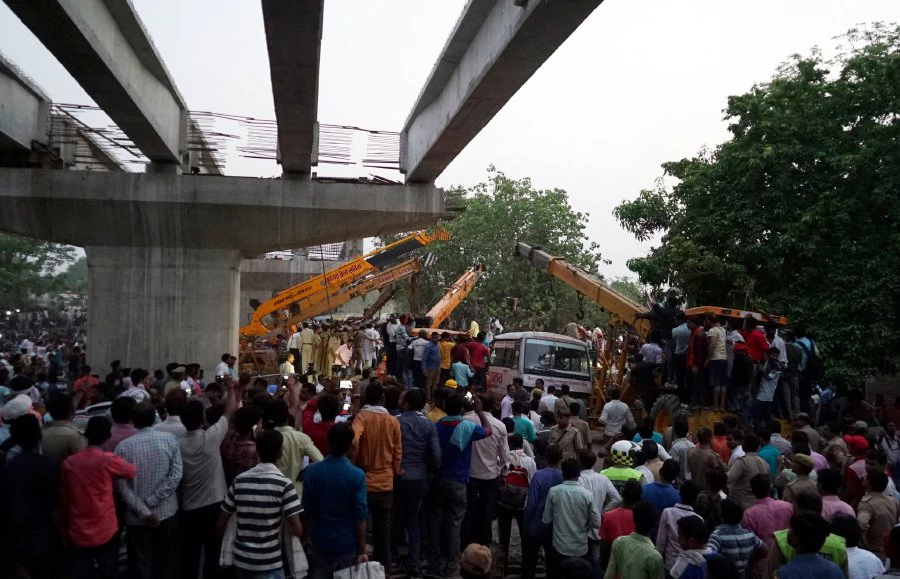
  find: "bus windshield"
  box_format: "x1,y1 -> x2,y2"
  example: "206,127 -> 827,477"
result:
523,338 -> 590,377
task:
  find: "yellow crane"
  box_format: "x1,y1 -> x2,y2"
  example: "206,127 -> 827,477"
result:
263,257 -> 428,338
240,228 -> 450,338
514,242 -> 651,335
417,264 -> 485,329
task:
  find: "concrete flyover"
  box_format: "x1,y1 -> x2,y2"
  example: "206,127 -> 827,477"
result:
260,0 -> 323,175
0,168 -> 444,374
401,0 -> 604,183
0,54 -> 51,155
3,0 -> 193,167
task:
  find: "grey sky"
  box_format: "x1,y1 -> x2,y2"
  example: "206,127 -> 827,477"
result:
1,0 -> 897,279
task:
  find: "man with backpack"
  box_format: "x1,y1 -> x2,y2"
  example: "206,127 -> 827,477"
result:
497,434 -> 536,569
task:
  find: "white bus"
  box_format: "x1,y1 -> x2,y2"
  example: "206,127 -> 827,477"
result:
488,331 -> 593,400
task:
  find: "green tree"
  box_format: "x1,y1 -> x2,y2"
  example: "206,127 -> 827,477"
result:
609,277 -> 645,304
0,233 -> 76,308
383,167 -> 609,331
614,24 -> 900,386
61,257 -> 87,294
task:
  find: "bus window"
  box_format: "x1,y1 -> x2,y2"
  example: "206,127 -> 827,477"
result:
490,340 -> 517,369
523,339 -> 591,377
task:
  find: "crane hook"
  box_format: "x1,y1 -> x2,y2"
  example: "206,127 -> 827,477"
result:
576,292 -> 585,320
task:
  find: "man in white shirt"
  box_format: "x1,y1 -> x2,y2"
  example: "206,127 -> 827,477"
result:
19,337 -> 34,355
363,323 -> 380,369
830,511 -> 885,579
639,338 -> 664,365
333,339 -> 353,378
578,450 -> 621,550
463,395 -> 510,547
279,353 -> 296,378
765,324 -> 788,366
706,315 -> 728,411
500,384 -> 515,420
213,353 -> 231,378
598,387 -> 635,439
178,378 -> 238,579
385,316 -> 400,376
155,389 -> 188,439
728,429 -> 746,466
539,385 -> 560,414
287,329 -> 302,365
409,330 -> 430,389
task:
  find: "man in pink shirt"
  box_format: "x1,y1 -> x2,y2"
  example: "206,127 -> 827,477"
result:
742,473 -> 794,576
101,397 -> 137,452
818,468 -> 856,522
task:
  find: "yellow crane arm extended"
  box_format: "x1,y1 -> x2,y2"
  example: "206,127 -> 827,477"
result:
421,264 -> 485,329
514,242 -> 651,337
240,228 -> 449,337
266,257 -> 425,338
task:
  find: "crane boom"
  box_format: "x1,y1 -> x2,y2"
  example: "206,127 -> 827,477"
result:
419,264 -> 485,329
514,242 -> 651,336
240,228 -> 449,337
262,257 -> 425,338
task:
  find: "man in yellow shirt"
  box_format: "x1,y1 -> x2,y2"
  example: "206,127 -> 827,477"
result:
439,332 -> 455,384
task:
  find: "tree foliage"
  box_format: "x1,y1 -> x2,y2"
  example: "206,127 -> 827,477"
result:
0,233 -> 77,308
62,257 -> 88,294
383,167 -> 610,331
614,24 -> 900,386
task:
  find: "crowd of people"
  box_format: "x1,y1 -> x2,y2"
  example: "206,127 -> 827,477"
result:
591,394 -> 900,579
630,304 -> 826,429
2,308 -> 900,579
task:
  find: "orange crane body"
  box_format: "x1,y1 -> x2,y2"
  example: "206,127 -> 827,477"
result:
240,229 -> 449,337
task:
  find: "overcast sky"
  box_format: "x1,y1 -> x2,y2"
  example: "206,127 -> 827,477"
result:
1,0 -> 897,278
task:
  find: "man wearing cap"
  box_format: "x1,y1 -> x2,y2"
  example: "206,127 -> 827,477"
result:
782,454 -> 819,504
601,441 -> 646,494
844,434 -> 870,507
0,393 -> 35,446
164,365 -> 186,395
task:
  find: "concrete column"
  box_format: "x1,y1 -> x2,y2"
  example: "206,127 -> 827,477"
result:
85,246 -> 241,376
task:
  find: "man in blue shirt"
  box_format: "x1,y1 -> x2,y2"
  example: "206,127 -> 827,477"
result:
393,389 -> 440,577
302,423 -> 369,578
642,459 -> 681,514
522,445 -> 564,579
425,394 -> 491,578
757,429 -> 782,477
422,332 -> 442,401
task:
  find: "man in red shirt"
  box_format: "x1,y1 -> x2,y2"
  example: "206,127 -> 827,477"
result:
599,478 -> 642,565
302,392 -> 341,456
451,335 -> 471,366
739,316 -> 769,365
687,319 -> 708,406
465,333 -> 491,392
61,416 -> 137,579
72,365 -> 101,409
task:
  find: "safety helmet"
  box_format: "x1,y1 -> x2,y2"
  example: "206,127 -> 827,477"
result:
610,440 -> 635,467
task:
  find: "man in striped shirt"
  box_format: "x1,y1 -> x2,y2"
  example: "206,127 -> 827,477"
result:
219,430 -> 304,579
707,497 -> 765,577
